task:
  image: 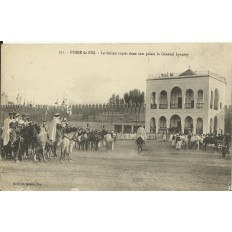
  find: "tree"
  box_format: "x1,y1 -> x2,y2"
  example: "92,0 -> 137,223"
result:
124,89 -> 145,104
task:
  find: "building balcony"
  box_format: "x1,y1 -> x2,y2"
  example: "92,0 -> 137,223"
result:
159,103 -> 168,109
170,103 -> 182,109
150,103 -> 157,109
196,103 -> 204,108
185,102 -> 194,109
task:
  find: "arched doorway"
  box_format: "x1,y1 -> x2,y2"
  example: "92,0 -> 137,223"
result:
214,89 -> 219,110
150,117 -> 156,133
196,118 -> 203,134
151,92 -> 157,109
214,116 -> 218,135
184,116 -> 193,134
159,90 -> 168,109
185,89 -> 194,108
170,114 -> 181,133
159,116 -> 167,133
170,87 -> 182,109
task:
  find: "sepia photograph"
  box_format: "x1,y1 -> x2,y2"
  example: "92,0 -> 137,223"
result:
0,43 -> 231,191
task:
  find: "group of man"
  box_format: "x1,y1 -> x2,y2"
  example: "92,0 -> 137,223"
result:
1,112 -> 33,146
1,111 -> 146,149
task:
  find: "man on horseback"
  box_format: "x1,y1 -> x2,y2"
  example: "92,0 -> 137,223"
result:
48,113 -> 61,142
1,112 -> 13,146
136,125 -> 146,144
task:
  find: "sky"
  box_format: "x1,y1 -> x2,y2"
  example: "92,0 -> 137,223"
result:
1,43 -> 232,105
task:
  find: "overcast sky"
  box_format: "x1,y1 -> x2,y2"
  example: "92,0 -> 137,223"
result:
2,43 -> 232,105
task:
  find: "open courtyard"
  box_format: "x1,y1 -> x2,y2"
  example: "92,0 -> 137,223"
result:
0,140 -> 231,191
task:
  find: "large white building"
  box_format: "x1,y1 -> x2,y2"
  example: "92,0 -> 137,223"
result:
145,68 -> 227,135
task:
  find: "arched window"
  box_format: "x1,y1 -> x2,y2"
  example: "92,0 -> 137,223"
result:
159,90 -> 168,109
170,87 -> 182,109
151,92 -> 157,109
184,116 -> 193,134
185,89 -> 194,109
196,118 -> 203,134
214,89 -> 219,110
210,91 -> 213,109
170,114 -> 181,133
150,117 -> 156,133
159,116 -> 167,133
197,90 -> 204,108
214,116 -> 218,134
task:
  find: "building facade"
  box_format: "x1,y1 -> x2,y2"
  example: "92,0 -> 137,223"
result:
145,69 -> 227,135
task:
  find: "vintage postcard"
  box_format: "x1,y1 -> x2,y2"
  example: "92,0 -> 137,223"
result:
0,43 -> 231,190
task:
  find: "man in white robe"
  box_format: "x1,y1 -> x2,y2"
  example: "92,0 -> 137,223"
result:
1,112 -> 13,146
136,125 -> 146,143
48,113 -> 61,142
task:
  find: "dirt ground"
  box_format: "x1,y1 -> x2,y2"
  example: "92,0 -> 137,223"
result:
0,140 -> 231,191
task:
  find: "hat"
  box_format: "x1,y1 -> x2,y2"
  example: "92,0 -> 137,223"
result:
26,117 -> 31,120
63,118 -> 67,121
16,113 -> 20,117
22,114 -> 26,117
9,112 -> 13,115
12,111 -> 16,115
54,113 -> 60,117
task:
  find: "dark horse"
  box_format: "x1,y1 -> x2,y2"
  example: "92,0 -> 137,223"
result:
20,124 -> 41,160
136,137 -> 143,154
86,131 -> 101,151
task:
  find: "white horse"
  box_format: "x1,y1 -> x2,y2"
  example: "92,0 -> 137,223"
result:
36,129 -> 63,161
190,134 -> 204,150
104,132 -> 116,150
61,130 -> 78,162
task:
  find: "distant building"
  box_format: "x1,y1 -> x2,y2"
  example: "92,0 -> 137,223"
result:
145,68 -> 227,135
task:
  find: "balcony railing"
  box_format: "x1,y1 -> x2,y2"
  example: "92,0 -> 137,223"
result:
185,103 -> 194,109
170,103 -> 182,109
150,103 -> 157,109
196,103 -> 204,108
159,103 -> 168,109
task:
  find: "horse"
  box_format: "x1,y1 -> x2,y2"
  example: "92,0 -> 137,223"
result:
203,135 -> 216,152
104,132 -> 114,150
189,134 -> 204,150
60,127 -> 78,162
20,124 -> 40,160
85,131 -> 100,151
77,130 -> 88,151
8,127 -> 24,162
36,126 -> 63,161
179,135 -> 189,150
136,137 -> 143,154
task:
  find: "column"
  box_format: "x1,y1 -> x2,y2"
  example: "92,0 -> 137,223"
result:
182,92 -> 186,109
194,94 -> 198,109
131,125 -> 134,133
167,92 -> 170,109
121,125 -> 124,133
192,118 -> 196,134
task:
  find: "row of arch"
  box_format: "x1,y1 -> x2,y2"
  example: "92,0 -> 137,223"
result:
151,87 -> 204,109
151,87 -> 221,110
150,115 -> 204,134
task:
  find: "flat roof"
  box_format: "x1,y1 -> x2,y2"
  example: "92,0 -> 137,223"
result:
147,70 -> 226,83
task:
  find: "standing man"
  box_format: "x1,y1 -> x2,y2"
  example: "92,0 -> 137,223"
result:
1,112 -> 13,146
48,113 -> 61,142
